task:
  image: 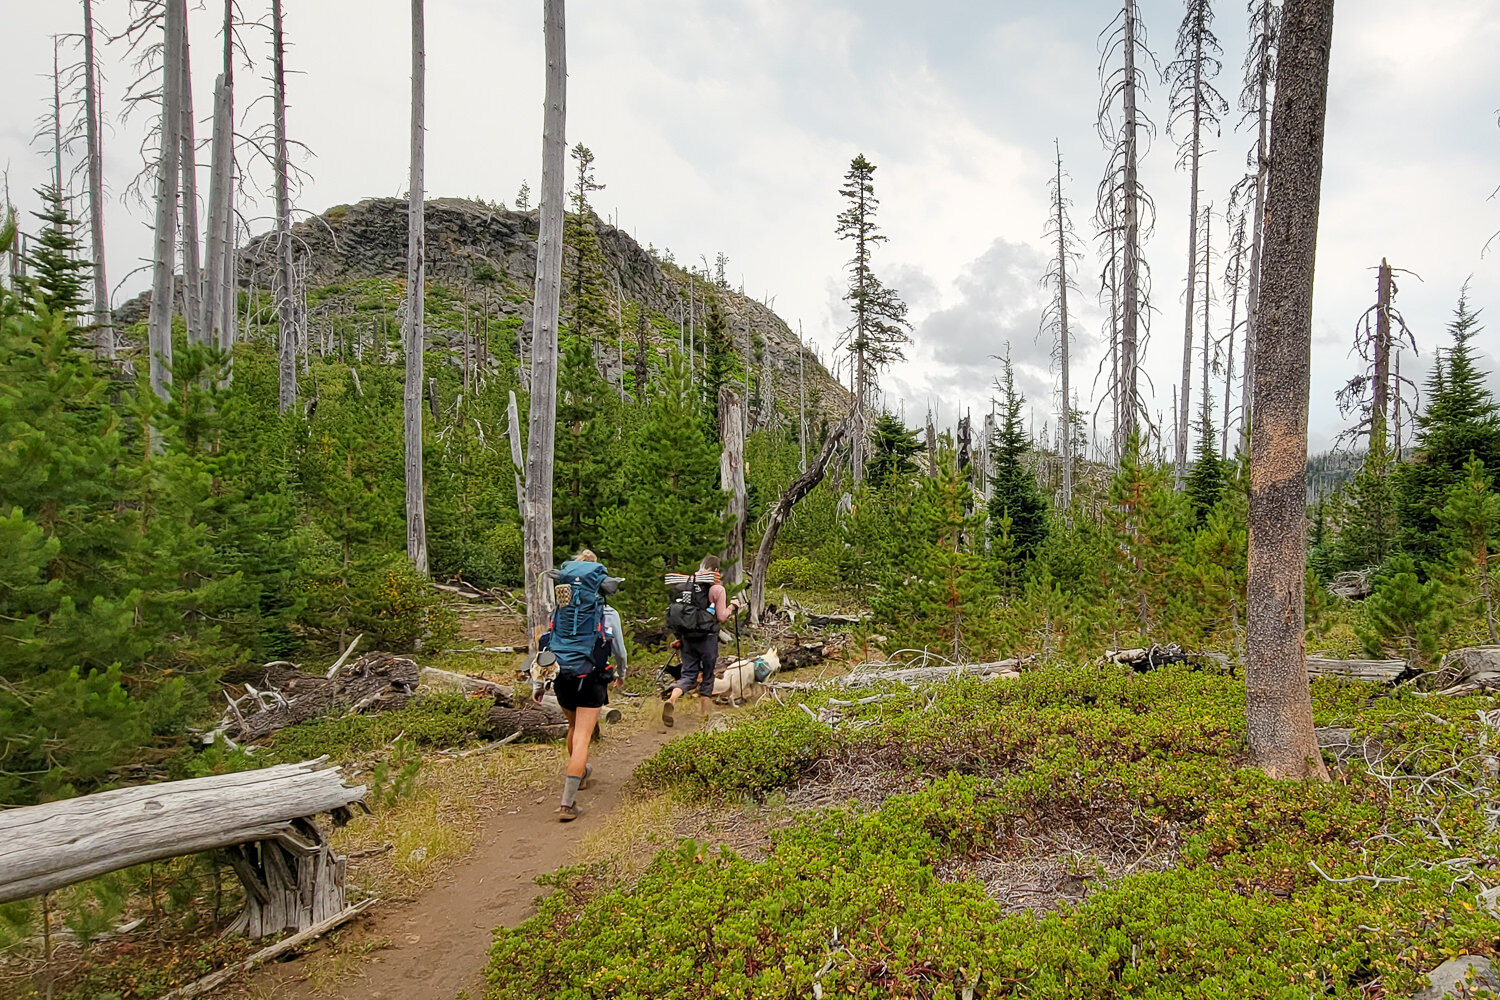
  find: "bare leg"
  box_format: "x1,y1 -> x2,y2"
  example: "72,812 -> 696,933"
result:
566,706 -> 600,779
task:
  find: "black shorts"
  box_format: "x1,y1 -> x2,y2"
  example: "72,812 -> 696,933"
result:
553,671 -> 610,711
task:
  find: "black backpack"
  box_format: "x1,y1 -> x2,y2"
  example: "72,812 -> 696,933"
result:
665,571 -> 719,637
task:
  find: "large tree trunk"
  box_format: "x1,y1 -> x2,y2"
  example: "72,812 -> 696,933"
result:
1245,0 -> 1335,782
147,0 -> 186,403
82,0 -> 113,359
1177,42 -> 1203,482
524,0 -> 568,650
719,388 -> 747,587
1371,258 -> 1392,444
178,16 -> 206,347
404,0 -> 429,574
1053,145 -> 1074,509
749,418 -> 852,623
271,0 -> 298,413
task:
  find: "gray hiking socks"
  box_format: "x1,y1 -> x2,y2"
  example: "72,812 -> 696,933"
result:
562,774 -> 583,807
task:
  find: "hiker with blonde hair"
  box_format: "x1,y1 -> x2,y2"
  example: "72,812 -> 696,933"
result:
533,549 -> 625,822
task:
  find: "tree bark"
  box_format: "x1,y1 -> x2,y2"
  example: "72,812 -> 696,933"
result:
524,0 -> 567,650
1240,0 -> 1277,456
271,0 -> 298,413
178,16 -> 206,347
205,0 -> 236,366
1245,0 -> 1335,782
1372,258 -> 1392,445
147,0 -> 186,403
1052,144 -> 1074,509
719,388 -> 747,587
1177,35 -> 1203,482
749,418 -> 852,623
82,0 -> 113,359
404,0 -> 429,574
1119,0 -> 1142,446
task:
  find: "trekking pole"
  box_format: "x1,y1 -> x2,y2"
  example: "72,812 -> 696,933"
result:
734,601 -> 742,664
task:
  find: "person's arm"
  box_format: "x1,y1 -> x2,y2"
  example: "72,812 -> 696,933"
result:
605,607 -> 628,679
712,583 -> 738,623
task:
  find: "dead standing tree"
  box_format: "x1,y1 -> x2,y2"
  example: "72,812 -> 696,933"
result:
203,0 -> 238,367
524,0 -> 568,650
1219,204 -> 1249,454
719,388 -> 747,587
146,0 -> 187,403
1335,259 -> 1419,453
404,0 -> 429,575
1246,0 -> 1335,782
1167,0 -> 1228,480
270,0 -> 299,413
80,0 -> 113,358
1096,0 -> 1158,458
1235,0 -> 1280,455
1042,140 -> 1085,510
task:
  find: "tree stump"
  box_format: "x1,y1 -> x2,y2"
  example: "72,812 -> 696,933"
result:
223,817 -> 348,937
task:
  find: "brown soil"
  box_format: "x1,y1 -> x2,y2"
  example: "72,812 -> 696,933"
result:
247,711 -> 686,1000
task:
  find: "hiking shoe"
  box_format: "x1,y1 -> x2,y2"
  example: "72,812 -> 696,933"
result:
662,700 -> 675,727
557,802 -> 583,822
579,764 -> 593,790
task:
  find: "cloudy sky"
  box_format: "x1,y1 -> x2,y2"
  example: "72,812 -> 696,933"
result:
4,0 -> 1498,453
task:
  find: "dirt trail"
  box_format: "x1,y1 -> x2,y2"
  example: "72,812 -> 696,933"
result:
256,718 -> 681,1000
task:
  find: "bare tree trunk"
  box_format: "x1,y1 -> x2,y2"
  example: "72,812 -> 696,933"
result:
82,0 -> 112,359
271,0 -> 297,414
178,16 -> 205,346
148,0 -> 186,403
1177,77 -> 1202,482
797,320 -> 808,472
1052,144 -> 1074,508
1240,0 -> 1277,456
750,418 -> 852,623
1372,258 -> 1392,444
524,0 -> 567,650
1221,209 -> 1246,455
1119,1 -> 1143,445
719,388 -> 746,587
205,0 -> 235,368
404,0 -> 429,575
1246,0 -> 1335,782
1200,207 -> 1213,444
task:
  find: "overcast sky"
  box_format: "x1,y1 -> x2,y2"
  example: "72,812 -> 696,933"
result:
3,0 -> 1498,453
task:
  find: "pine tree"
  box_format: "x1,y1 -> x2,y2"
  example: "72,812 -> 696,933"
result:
1333,435 -> 1400,572
1106,434 -> 1186,639
872,454 -> 1000,659
1437,455 -> 1500,643
515,180 -> 531,211
565,144 -> 609,341
23,185 -> 91,323
701,294 -> 732,433
553,333 -> 616,561
600,354 -> 724,620
988,357 -> 1048,561
836,154 -> 909,484
1357,553 -> 1447,666
1397,291 -> 1500,565
866,411 -> 922,489
1184,392 -> 1226,524
631,304 -> 652,399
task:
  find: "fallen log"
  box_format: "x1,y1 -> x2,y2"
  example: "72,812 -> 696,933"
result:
840,659 -> 1025,687
1422,646 -> 1500,696
0,760 -> 365,936
1306,657 -> 1407,683
1327,569 -> 1375,601
779,640 -> 832,672
486,703 -> 570,741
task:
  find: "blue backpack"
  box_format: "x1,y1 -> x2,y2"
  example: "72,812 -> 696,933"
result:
549,560 -> 609,677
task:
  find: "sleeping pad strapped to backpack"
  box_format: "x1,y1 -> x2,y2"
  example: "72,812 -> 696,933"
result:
550,560 -> 609,677
664,570 -> 720,638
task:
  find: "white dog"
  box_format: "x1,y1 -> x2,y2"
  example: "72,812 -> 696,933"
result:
713,646 -> 780,705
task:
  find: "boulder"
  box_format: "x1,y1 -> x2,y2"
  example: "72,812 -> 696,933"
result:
1412,956 -> 1499,999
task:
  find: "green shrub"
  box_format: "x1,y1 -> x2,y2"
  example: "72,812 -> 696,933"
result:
633,703 -> 833,800
258,692 -> 491,765
765,555 -> 839,592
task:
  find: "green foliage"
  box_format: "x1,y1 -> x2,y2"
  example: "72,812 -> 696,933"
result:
634,703 -> 833,799
987,357 -> 1048,560
1183,401 -> 1226,526
1357,553 -> 1447,665
1105,435 -> 1188,640
866,410 -> 921,488
257,692 -> 492,765
600,354 -> 725,619
700,294 -> 733,432
22,185 -> 90,323
491,669 -> 1500,999
1397,291 -> 1500,566
553,333 -> 618,560
765,555 -> 839,592
1437,455 -> 1500,641
369,736 -> 424,808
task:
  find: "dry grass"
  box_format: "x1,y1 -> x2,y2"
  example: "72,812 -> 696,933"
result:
333,742 -> 559,903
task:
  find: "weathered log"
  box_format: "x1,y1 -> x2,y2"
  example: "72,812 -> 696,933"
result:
486,703 -> 569,741
1104,645 -> 1192,671
779,641 -> 832,672
840,659 -> 1025,687
1328,569 -> 1374,600
1305,657 -> 1407,683
0,760 -> 364,906
1423,646 -> 1500,696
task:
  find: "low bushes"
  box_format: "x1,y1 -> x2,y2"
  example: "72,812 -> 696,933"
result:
487,668 -> 1500,998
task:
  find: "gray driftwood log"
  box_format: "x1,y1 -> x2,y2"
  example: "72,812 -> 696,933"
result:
0,759 -> 365,938
1305,657 -> 1406,683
